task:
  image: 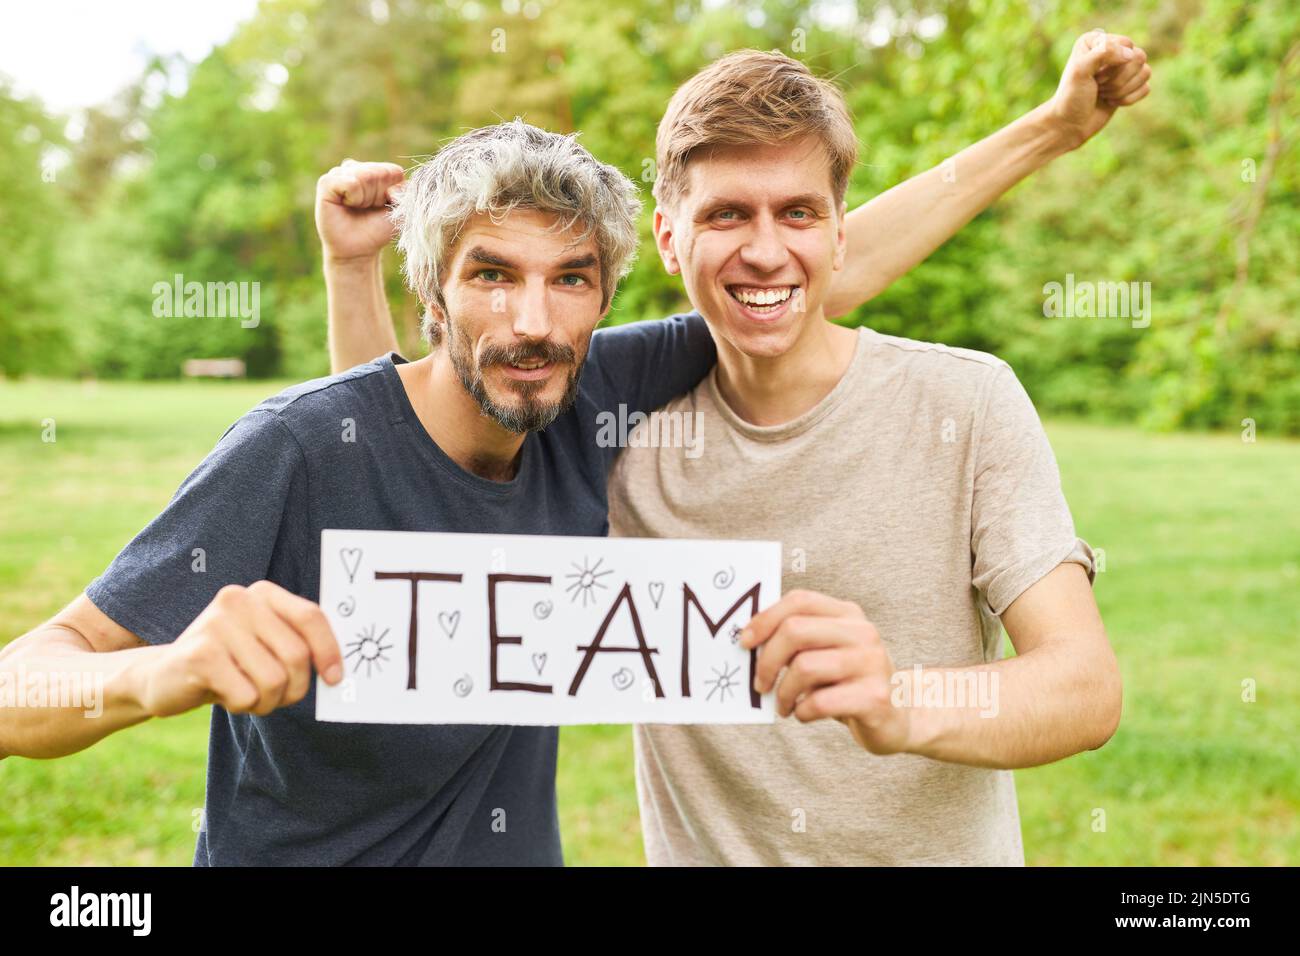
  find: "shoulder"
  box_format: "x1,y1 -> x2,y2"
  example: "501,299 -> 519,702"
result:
239,354 -> 402,445
255,354 -> 397,419
579,312 -> 714,414
860,328 -> 1016,411
585,312 -> 707,368
864,328 -> 1010,377
590,311 -> 705,346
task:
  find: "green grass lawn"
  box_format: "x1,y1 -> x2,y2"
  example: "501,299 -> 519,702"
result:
1,378 -> 1296,865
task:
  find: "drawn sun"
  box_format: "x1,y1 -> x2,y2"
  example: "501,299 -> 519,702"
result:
705,662 -> 741,703
564,555 -> 612,608
345,624 -> 392,677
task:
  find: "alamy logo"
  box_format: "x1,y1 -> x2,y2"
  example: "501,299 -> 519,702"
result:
152,273 -> 261,328
1042,273 -> 1151,328
595,404 -> 704,459
49,886 -> 151,936
890,664 -> 1000,718
0,664 -> 103,717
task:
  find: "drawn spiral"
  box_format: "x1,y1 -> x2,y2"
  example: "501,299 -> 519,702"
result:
611,667 -> 634,691
533,600 -> 553,620
453,674 -> 473,697
336,596 -> 356,617
713,565 -> 735,589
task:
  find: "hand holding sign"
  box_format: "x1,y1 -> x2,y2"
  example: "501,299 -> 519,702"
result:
316,530 -> 781,725
139,581 -> 343,719
740,589 -> 909,753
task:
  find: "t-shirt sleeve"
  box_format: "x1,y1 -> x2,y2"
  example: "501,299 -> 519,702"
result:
970,363 -> 1095,617
84,410 -> 311,646
583,312 -> 716,416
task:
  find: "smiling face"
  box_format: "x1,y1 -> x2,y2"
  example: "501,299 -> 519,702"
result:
654,135 -> 847,359
428,208 -> 607,432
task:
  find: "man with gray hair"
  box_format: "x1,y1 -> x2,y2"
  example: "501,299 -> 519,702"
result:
0,120 -> 715,865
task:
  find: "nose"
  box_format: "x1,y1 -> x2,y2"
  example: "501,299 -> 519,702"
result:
511,278 -> 554,341
738,213 -> 791,274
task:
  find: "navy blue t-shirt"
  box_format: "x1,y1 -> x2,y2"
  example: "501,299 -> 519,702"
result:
85,313 -> 714,866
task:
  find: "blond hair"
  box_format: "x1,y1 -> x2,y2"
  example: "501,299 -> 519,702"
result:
653,50 -> 858,211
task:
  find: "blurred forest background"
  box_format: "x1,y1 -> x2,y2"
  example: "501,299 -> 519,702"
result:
1,0 -> 1297,430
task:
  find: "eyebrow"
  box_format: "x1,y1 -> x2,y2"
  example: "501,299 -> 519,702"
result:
465,247 -> 515,269
558,253 -> 598,270
696,193 -> 832,217
464,247 -> 598,272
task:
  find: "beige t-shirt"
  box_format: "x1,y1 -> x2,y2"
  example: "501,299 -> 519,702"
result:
607,326 -> 1094,866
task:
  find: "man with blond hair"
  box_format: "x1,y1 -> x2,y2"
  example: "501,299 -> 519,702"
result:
613,40 -> 1136,865
327,32 -> 1148,865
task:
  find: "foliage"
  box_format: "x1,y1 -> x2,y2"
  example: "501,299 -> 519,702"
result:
0,0 -> 1295,432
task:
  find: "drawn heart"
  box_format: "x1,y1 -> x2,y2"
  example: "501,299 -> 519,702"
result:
438,610 -> 461,638
533,600 -> 553,620
611,667 -> 634,691
648,581 -> 665,608
532,653 -> 547,676
339,548 -> 363,584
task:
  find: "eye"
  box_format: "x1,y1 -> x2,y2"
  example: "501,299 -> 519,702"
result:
557,274 -> 589,287
714,209 -> 742,222
476,269 -> 506,282
786,208 -> 813,221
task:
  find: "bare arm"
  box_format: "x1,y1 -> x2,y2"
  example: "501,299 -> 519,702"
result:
316,160 -> 406,371
0,597 -> 158,758
890,563 -> 1120,768
826,30 -> 1152,318
327,254 -> 398,371
0,585 -> 344,760
743,563 -> 1121,770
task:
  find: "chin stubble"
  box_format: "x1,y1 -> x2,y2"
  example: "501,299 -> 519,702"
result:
448,318 -> 583,433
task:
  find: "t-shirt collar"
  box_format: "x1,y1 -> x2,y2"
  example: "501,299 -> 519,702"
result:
704,327 -> 871,442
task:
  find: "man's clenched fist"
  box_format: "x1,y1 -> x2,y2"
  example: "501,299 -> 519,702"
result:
315,159 -> 406,262
1049,30 -> 1153,148
135,581 -> 343,719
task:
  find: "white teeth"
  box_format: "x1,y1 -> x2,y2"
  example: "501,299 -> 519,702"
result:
731,286 -> 793,306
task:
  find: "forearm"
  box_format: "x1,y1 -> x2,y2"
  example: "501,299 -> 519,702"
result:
326,255 -> 400,373
0,629 -> 159,759
826,101 -> 1077,317
895,641 -> 1121,769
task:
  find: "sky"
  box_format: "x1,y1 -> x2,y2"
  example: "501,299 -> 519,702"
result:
0,0 -> 260,114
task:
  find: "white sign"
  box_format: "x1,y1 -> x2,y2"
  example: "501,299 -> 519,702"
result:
316,530 -> 781,725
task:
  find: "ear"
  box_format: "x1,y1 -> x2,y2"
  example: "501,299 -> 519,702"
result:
653,207 -> 681,276
420,296 -> 447,337
832,200 -> 848,272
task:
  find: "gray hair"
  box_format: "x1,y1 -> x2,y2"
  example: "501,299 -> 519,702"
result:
392,119 -> 642,345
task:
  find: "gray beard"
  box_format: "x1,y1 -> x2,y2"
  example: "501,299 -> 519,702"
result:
447,319 -> 583,433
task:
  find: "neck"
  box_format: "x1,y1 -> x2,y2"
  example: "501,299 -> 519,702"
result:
713,314 -> 859,426
396,350 -> 526,482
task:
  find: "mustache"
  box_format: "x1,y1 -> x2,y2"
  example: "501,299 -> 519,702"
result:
479,340 -> 577,368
